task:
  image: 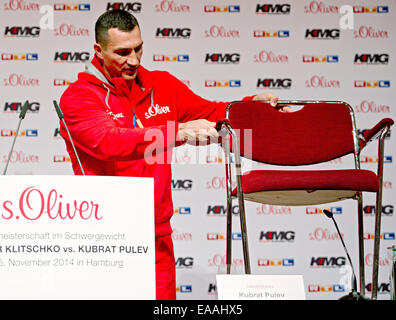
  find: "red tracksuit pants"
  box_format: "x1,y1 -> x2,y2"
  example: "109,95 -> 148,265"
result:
155,234 -> 176,300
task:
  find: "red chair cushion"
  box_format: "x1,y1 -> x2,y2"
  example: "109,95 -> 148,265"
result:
232,169 -> 379,195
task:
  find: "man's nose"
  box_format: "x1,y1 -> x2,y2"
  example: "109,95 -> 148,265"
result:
126,51 -> 139,65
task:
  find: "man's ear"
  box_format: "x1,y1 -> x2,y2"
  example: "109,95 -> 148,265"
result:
94,43 -> 104,61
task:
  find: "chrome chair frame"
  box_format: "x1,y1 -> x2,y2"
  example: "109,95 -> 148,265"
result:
221,100 -> 392,299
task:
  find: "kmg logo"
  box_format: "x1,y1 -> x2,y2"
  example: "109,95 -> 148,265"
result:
171,179 -> 192,190
255,4 -> 290,14
310,256 -> 346,268
106,2 -> 142,12
155,27 -> 191,38
257,78 -> 292,89
54,51 -> 90,62
305,29 -> 340,39
205,53 -> 240,64
354,54 -> 389,65
4,26 -> 40,37
259,230 -> 295,242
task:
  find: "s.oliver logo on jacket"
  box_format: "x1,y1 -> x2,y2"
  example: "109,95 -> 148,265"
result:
145,104 -> 171,119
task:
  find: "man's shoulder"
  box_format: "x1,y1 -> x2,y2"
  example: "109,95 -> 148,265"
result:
61,74 -> 100,98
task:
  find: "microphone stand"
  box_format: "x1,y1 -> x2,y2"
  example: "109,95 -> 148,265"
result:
323,209 -> 370,300
53,100 -> 85,175
3,100 -> 30,175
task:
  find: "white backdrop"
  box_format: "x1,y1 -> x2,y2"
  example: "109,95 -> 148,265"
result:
0,0 -> 395,300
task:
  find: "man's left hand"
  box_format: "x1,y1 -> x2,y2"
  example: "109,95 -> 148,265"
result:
253,92 -> 292,112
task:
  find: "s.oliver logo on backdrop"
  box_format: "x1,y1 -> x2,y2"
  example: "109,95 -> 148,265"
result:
354,100 -> 391,113
204,25 -> 239,38
304,1 -> 339,14
1,150 -> 39,164
206,176 -> 235,190
54,24 -> 89,37
305,75 -> 340,88
3,0 -> 40,11
309,227 -> 343,241
365,253 -> 392,267
353,26 -> 389,39
172,230 -> 192,241
155,0 -> 189,13
208,253 -> 244,271
254,50 -> 288,63
3,73 -> 39,86
256,204 -> 292,215
0,186 -> 101,221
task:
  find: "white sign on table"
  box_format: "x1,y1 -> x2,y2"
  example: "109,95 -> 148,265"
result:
216,274 -> 306,300
0,175 -> 155,300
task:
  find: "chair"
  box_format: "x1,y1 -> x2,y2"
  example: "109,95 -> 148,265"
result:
218,100 -> 393,300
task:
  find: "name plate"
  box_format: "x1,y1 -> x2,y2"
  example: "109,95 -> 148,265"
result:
0,175 -> 155,300
216,275 -> 306,300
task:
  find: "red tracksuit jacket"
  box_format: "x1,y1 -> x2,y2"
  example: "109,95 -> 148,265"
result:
60,56 -> 254,237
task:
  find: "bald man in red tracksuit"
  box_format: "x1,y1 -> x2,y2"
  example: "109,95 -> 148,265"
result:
59,9 -> 277,300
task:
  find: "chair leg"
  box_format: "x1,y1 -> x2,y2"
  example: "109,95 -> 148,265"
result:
226,194 -> 232,274
357,194 -> 366,295
237,193 -> 251,274
224,134 -> 233,274
372,191 -> 383,300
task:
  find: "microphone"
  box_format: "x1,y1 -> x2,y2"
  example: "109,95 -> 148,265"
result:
53,100 -> 85,176
323,209 -> 368,300
3,100 -> 30,175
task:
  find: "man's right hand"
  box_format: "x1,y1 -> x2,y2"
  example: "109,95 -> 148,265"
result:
177,119 -> 219,144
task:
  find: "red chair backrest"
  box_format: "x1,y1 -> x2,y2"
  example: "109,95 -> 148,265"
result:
226,101 -> 356,165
